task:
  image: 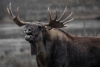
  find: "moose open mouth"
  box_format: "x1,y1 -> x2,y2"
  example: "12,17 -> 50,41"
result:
25,33 -> 35,41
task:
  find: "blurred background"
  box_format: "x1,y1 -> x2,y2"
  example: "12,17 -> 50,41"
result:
0,0 -> 100,67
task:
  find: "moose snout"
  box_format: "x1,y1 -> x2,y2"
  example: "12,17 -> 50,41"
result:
24,30 -> 32,34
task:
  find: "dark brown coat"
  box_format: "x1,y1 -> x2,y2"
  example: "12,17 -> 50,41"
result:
29,28 -> 100,67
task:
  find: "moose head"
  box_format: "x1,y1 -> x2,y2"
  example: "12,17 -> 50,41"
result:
7,3 -> 74,42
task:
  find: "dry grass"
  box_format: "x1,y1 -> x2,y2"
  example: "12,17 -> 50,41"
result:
0,52 -> 37,67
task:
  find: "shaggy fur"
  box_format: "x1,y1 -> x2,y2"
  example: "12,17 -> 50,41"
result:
25,25 -> 100,67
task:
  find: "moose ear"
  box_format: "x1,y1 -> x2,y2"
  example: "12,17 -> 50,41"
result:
44,26 -> 52,30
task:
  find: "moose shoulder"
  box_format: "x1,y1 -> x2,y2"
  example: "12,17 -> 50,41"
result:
7,3 -> 100,67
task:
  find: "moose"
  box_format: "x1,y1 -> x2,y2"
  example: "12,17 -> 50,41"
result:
7,3 -> 100,67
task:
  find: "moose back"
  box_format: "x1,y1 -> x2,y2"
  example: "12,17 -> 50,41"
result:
7,3 -> 100,67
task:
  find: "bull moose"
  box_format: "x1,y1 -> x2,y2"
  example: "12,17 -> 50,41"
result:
7,3 -> 100,67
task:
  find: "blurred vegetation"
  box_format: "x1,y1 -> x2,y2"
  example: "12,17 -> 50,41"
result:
0,52 -> 37,67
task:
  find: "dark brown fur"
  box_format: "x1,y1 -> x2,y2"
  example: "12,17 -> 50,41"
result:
28,27 -> 100,67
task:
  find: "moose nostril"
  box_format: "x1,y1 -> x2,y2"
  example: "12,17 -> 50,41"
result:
28,28 -> 31,31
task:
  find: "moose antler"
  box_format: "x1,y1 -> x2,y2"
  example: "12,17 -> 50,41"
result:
46,7 -> 74,28
7,3 -> 30,27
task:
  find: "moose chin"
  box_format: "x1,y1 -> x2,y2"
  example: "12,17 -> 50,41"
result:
7,3 -> 100,67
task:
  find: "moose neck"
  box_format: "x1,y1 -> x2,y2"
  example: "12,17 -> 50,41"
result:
29,31 -> 46,55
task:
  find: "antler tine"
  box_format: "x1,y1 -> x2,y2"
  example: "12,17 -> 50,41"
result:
15,7 -> 26,25
7,3 -> 15,19
7,3 -> 30,27
57,6 -> 67,21
16,7 -> 25,24
63,18 -> 74,24
54,8 -> 58,20
61,12 -> 73,23
48,7 -> 53,21
7,7 -> 12,19
16,7 -> 19,18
